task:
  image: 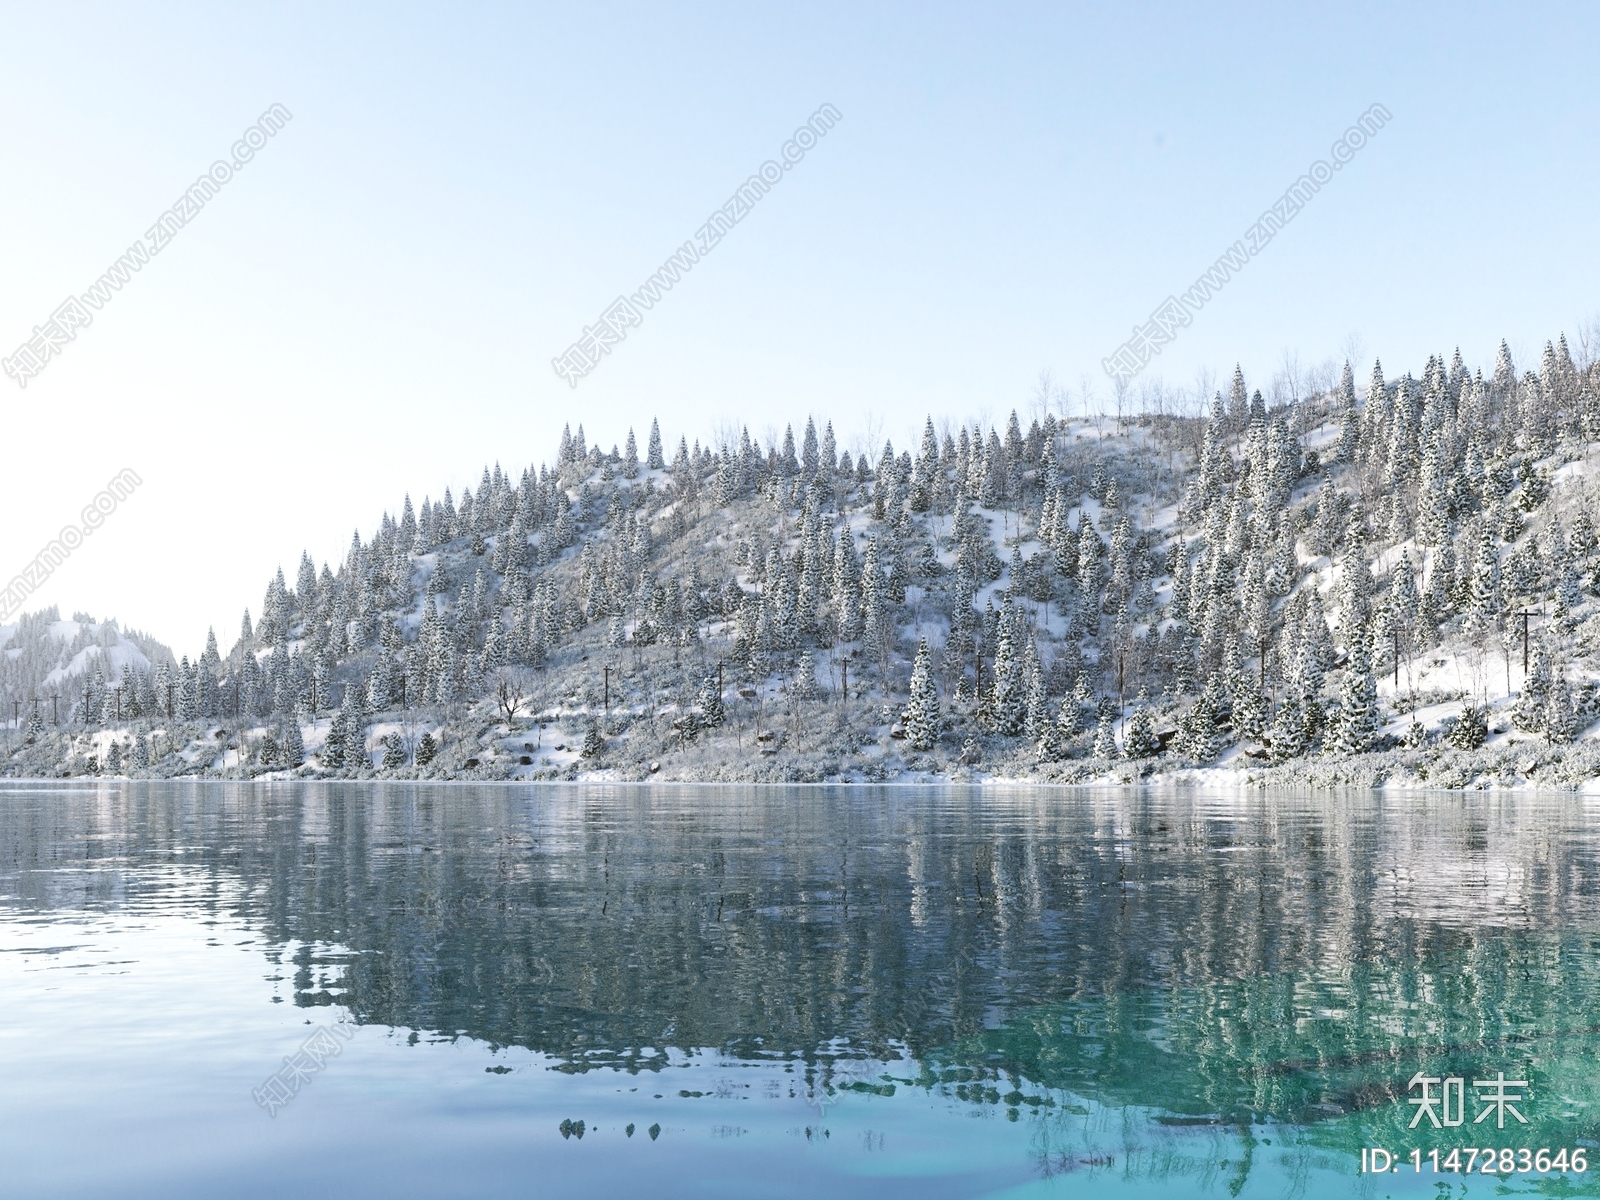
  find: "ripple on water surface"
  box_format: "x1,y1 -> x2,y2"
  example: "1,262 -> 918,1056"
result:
3,780 -> 1599,1197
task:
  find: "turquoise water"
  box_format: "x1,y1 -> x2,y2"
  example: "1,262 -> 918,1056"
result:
4,781 -> 1600,1197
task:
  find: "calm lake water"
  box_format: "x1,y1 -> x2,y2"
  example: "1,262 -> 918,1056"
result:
4,781 -> 1600,1198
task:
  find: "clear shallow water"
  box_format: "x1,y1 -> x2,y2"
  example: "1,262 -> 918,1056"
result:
4,782 -> 1600,1198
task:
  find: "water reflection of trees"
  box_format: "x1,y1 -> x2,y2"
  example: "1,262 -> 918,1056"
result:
6,782 -> 1600,1142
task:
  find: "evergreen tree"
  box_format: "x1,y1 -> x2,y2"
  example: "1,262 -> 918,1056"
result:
1091,711 -> 1118,760
1311,475 -> 1342,557
1335,361 -> 1360,462
1417,440 -> 1450,547
1023,653 -> 1048,741
801,418 -> 820,477
1122,704 -> 1160,759
1227,659 -> 1269,743
1326,622 -> 1380,755
1389,550 -> 1420,625
345,707 -> 370,771
281,715 -> 305,767
622,428 -> 639,478
1268,696 -> 1307,763
176,658 -> 198,722
415,731 -> 437,765
904,639 -> 940,751
1511,638 -> 1552,732
1446,705 -> 1487,750
1174,680 -> 1221,762
1055,690 -> 1083,741
1555,556 -> 1583,630
989,605 -> 1026,736
646,418 -> 665,470
1464,526 -> 1502,634
382,732 -> 407,768
1545,670 -> 1576,744
794,649 -> 818,698
322,709 -> 346,769
698,674 -> 725,727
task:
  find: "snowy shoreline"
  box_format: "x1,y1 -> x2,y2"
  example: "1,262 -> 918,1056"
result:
8,736 -> 1600,793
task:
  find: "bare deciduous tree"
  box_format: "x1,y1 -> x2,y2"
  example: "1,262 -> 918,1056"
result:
497,673 -> 525,722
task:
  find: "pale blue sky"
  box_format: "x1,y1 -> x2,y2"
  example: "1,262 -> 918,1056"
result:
2,2 -> 1596,652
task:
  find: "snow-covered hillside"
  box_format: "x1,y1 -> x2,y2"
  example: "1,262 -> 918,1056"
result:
10,334 -> 1600,789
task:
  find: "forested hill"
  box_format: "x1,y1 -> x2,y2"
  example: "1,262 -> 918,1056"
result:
1,609 -> 174,731
10,334 -> 1600,787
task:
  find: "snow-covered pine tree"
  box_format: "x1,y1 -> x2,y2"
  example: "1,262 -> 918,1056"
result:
1023,652 -> 1048,741
1388,550 -> 1420,633
801,417 -> 820,478
1268,696 -> 1307,763
1055,689 -> 1082,741
646,419 -> 664,470
343,705 -> 369,771
1092,711 -> 1118,760
1335,361 -> 1360,462
1311,475 -> 1342,558
1545,669 -> 1577,744
1446,704 -> 1486,750
1326,621 -> 1380,755
1511,637 -> 1552,732
990,604 -> 1026,736
622,429 -> 639,478
1417,438 -> 1450,546
904,639 -> 940,751
1227,654 -> 1269,744
697,674 -> 725,727
176,658 -> 198,722
1122,704 -> 1160,759
382,732 -> 406,768
794,650 -> 817,698
1555,551 -> 1584,630
1464,525 -> 1502,635
1035,716 -> 1061,763
1174,679 -> 1221,762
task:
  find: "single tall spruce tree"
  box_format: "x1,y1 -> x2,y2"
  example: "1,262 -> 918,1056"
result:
904,639 -> 940,751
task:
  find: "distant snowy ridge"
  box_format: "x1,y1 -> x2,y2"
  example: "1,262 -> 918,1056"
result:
1,607 -> 175,726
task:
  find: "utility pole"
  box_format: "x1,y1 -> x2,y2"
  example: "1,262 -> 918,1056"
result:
603,664 -> 610,722
52,695 -> 58,725
1519,608 -> 1536,675
1393,626 -> 1400,690
840,656 -> 848,703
